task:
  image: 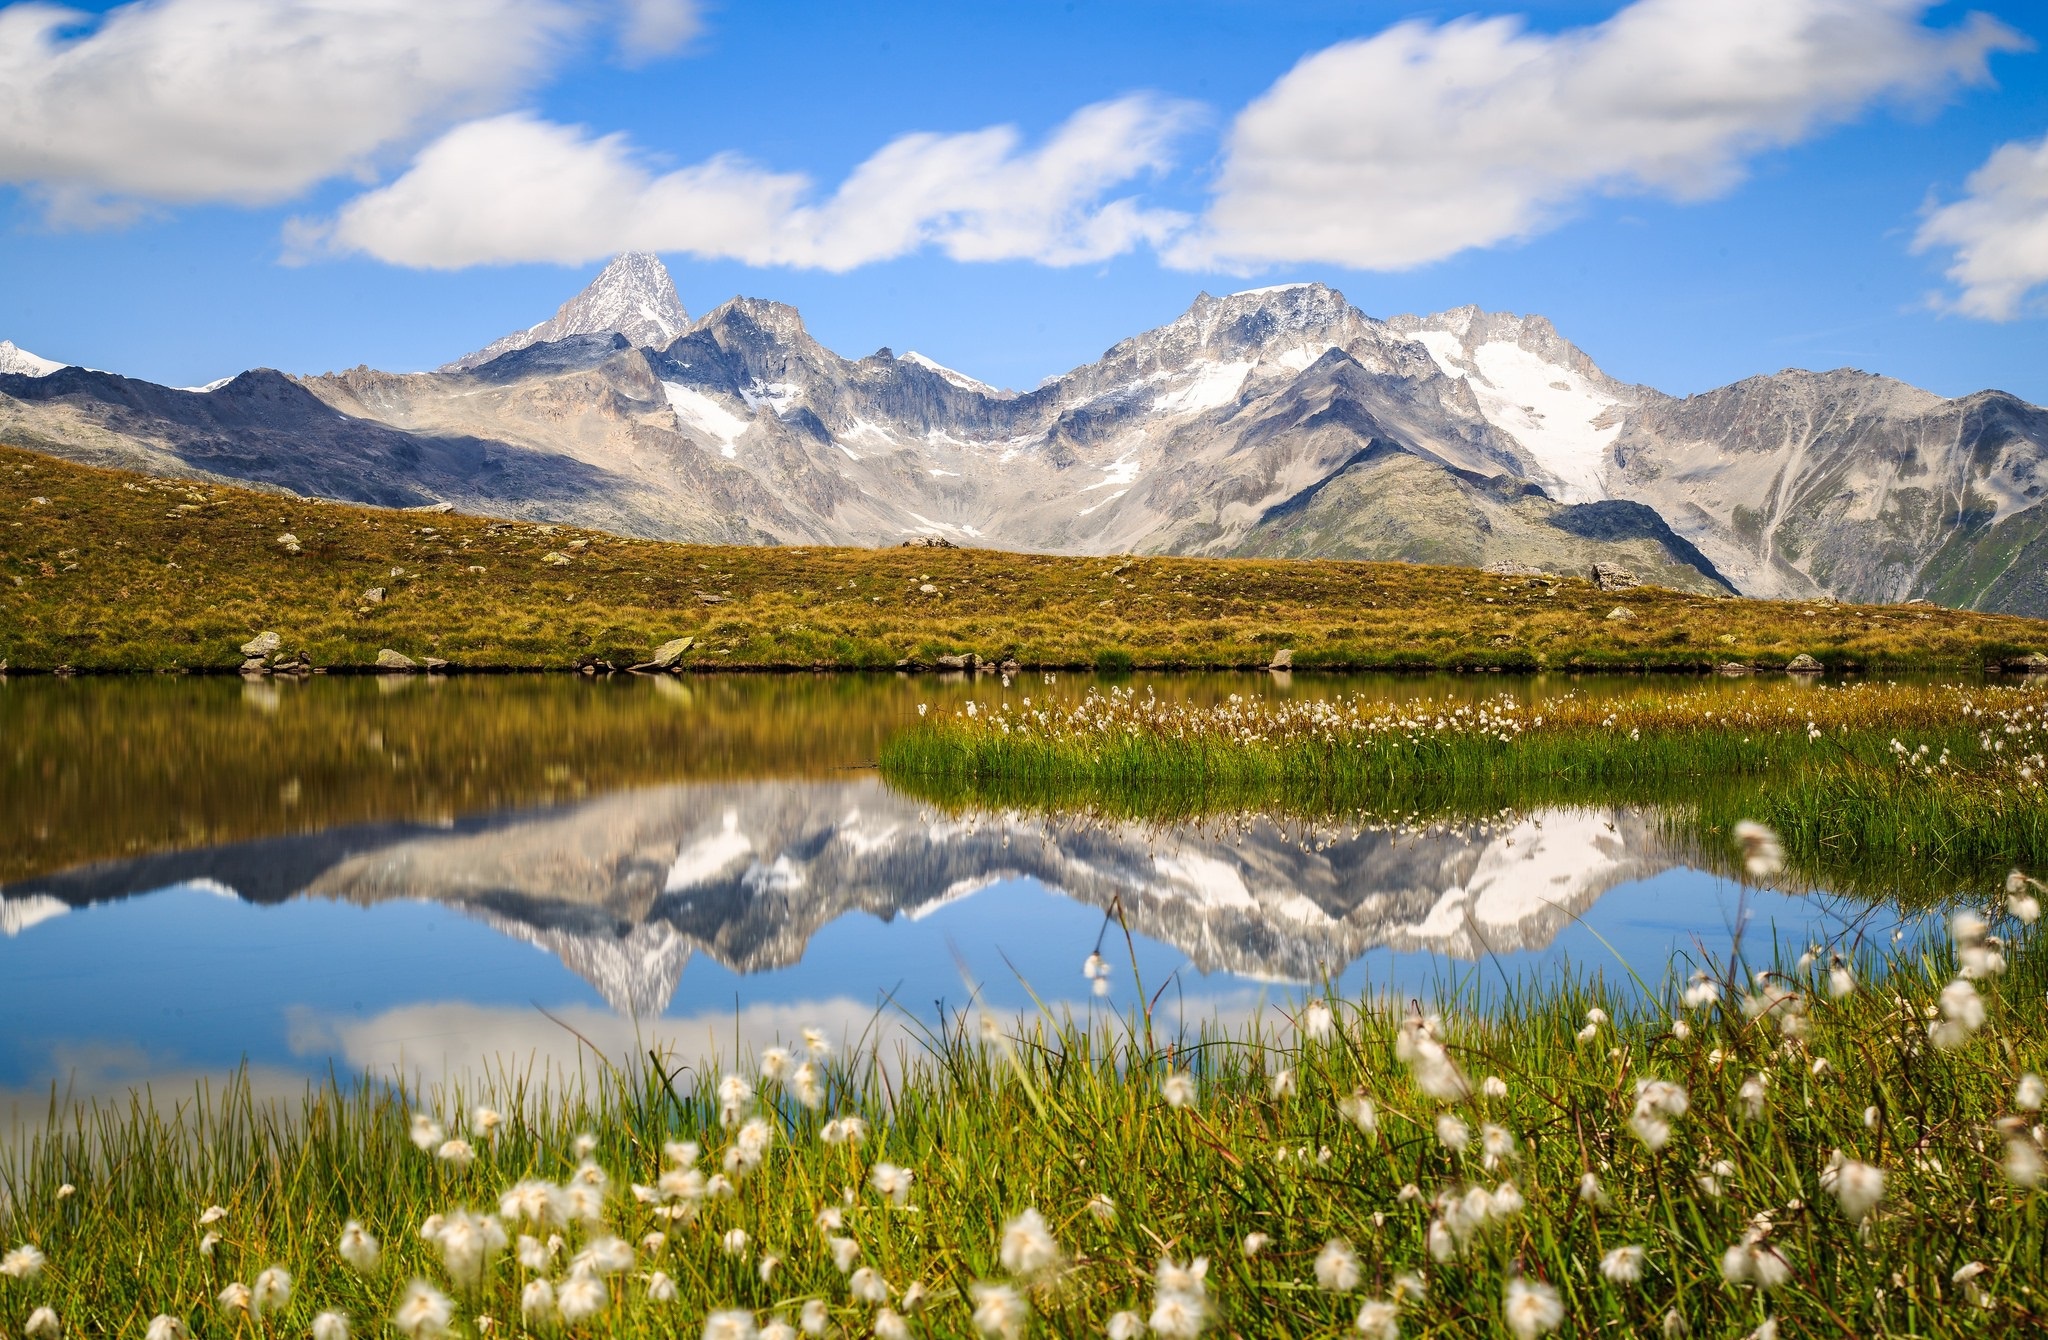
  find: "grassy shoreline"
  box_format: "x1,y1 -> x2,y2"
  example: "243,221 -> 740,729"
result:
2,915 -> 2043,1339
881,680 -> 2048,898
7,443 -> 2048,675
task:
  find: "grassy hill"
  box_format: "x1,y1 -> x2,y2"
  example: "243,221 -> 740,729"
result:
3,441 -> 2045,673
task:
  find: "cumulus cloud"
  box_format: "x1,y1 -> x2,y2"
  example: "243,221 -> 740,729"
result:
1915,131 -> 2048,320
0,0 -> 676,221
301,95 -> 1199,270
616,0 -> 700,63
1171,0 -> 2025,272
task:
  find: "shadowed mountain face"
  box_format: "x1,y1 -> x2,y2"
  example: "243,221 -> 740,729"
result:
7,259 -> 2042,607
2,777 -> 1680,1016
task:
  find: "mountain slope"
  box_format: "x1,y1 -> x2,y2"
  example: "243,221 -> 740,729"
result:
0,341 -> 63,378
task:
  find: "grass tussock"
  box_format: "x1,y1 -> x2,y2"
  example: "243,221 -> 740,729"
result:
2,894 -> 2045,1339
4,443 -> 2046,673
882,679 -> 2048,896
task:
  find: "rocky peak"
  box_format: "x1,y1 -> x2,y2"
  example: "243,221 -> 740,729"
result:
443,253 -> 691,373
0,340 -> 64,378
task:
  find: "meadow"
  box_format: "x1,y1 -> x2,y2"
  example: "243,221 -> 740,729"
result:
1,877 -> 2042,1340
5,444 -> 2045,674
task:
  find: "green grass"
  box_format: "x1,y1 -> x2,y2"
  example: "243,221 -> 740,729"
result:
2,915 -> 2044,1338
881,679 -> 2048,899
6,443 -> 2048,673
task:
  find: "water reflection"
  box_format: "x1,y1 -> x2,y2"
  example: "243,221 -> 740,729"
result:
0,674 -> 1911,1131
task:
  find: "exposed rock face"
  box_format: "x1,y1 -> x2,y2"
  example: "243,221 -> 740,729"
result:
6,256 -> 2043,609
444,253 -> 690,373
2,778 -> 1683,1016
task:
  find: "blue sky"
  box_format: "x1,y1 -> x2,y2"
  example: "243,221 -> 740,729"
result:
2,0 -> 2045,402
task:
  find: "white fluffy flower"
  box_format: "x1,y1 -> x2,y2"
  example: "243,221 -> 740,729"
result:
701,1310 -> 757,1340
1434,1113 -> 1469,1151
1338,1093 -> 1378,1133
2018,1073 -> 2047,1112
1160,1072 -> 1196,1108
391,1282 -> 454,1340
1822,1154 -> 1885,1223
556,1275 -> 608,1326
521,1280 -> 556,1324
338,1220 -> 381,1275
1502,1278 -> 1563,1340
23,1309 -> 59,1340
849,1267 -> 891,1304
998,1208 -> 1062,1278
1300,999 -> 1335,1042
1,1244 -> 48,1279
251,1266 -> 292,1318
312,1313 -> 350,1340
871,1163 -> 915,1207
1106,1311 -> 1145,1340
1315,1239 -> 1360,1291
144,1318 -> 187,1340
970,1283 -> 1028,1339
1355,1300 -> 1399,1340
1600,1245 -> 1645,1284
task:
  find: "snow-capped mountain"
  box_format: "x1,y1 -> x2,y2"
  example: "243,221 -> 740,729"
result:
0,340 -> 62,378
442,252 -> 691,373
5,253 -> 2047,610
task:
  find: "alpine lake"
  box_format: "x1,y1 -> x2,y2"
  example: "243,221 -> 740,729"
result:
0,669 -> 1945,1135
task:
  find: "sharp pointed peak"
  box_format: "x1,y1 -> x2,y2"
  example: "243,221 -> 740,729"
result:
443,252 -> 690,373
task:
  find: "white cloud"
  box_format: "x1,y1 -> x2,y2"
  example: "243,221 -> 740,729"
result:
0,0 -> 655,219
300,95 -> 1200,270
1171,0 -> 2025,272
616,0 -> 699,63
1915,130 -> 2048,320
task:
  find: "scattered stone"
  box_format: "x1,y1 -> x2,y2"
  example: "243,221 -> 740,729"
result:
1269,648 -> 1293,670
2005,652 -> 2048,674
374,648 -> 417,672
362,587 -> 386,604
1716,662 -> 1753,676
1483,560 -> 1550,577
697,592 -> 729,604
566,539 -> 588,550
239,657 -> 269,675
918,583 -> 940,595
936,652 -> 979,672
276,533 -> 302,554
646,636 -> 696,669
999,659 -> 1022,675
1786,653 -> 1824,674
542,552 -> 571,566
901,536 -> 956,548
240,631 -> 282,658
1904,597 -> 1933,607
1592,562 -> 1638,592
1605,607 -> 1633,621
1717,634 -> 1738,645
423,657 -> 450,672
405,501 -> 454,514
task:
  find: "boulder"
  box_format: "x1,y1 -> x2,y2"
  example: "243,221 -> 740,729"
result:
697,592 -> 729,604
901,536 -> 956,548
239,657 -> 269,675
2006,652 -> 2048,674
1605,607 -> 1633,621
1483,561 -> 1550,577
240,631 -> 282,658
362,587 -> 386,605
405,501 -> 455,514
917,583 -> 940,595
423,657 -> 450,672
1786,653 -> 1824,674
275,533 -> 302,554
999,659 -> 1022,675
935,652 -> 979,671
375,648 -> 418,672
1592,562 -> 1638,592
1269,648 -> 1293,670
1716,662 -> 1753,676
542,552 -> 572,566
648,636 -> 696,669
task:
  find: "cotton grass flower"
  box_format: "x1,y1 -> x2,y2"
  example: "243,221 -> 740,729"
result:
1355,1299 -> 1399,1340
758,1047 -> 793,1083
1300,999 -> 1334,1041
1600,1245 -> 1646,1284
646,1272 -> 678,1303
870,1163 -> 914,1207
198,1206 -> 229,1226
829,1236 -> 861,1273
799,1300 -> 830,1335
2019,1073 -> 2047,1111
1269,1067 -> 1297,1100
722,1229 -> 751,1256
392,1283 -> 454,1340
520,1280 -> 555,1324
1629,1079 -> 1689,1151
1147,1261 -> 1209,1340
701,1310 -> 757,1340
409,1114 -> 445,1152
499,1180 -> 564,1228
1241,1232 -> 1270,1258
1160,1071 -> 1196,1108
1481,1075 -> 1508,1099
1338,1092 -> 1378,1133
572,1235 -> 633,1275
434,1211 -> 508,1290
1821,1153 -> 1885,1223
802,1027 -> 831,1057
1315,1239 -> 1360,1291
970,1283 -> 1028,1339
2,1244 -> 47,1278
217,1284 -> 252,1316
338,1220 -> 381,1275
312,1313 -> 350,1340
469,1106 -> 502,1138
1085,1193 -> 1116,1223
717,1074 -> 754,1125
1502,1278 -> 1563,1340
144,1317 -> 188,1340
1738,1074 -> 1770,1122
1434,1113 -> 1469,1151
1719,1236 -> 1791,1290
572,1133 -> 598,1159
1395,1011 -> 1469,1100
1733,820 -> 1784,879
555,1275 -> 607,1326
251,1266 -> 291,1318
998,1208 -> 1062,1278
435,1139 -> 476,1168
1107,1311 -> 1145,1340
874,1308 -> 910,1340
849,1267 -> 891,1304
23,1308 -> 59,1340
1930,978 -> 1986,1049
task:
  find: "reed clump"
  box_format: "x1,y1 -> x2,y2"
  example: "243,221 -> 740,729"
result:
2,871 -> 2044,1339
882,679 -> 2048,893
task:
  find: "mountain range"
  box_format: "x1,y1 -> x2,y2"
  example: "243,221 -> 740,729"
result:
5,254 -> 2047,610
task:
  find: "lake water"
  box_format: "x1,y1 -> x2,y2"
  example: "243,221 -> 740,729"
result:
0,672 -> 1922,1131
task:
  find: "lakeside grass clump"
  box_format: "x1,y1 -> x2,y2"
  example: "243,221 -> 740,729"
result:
5,443 -> 2047,673
2,869 -> 2045,1339
881,679 -> 2048,896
